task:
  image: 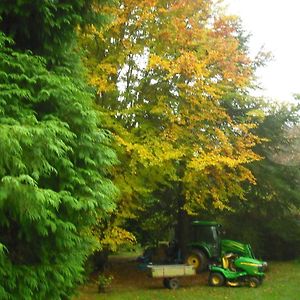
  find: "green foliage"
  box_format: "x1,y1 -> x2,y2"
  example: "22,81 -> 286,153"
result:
220,100 -> 300,259
0,0 -> 113,64
97,273 -> 113,292
0,33 -> 118,299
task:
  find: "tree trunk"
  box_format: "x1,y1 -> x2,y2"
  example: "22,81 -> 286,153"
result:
176,204 -> 190,260
175,160 -> 190,260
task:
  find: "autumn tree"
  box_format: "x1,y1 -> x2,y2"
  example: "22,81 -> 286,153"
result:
0,1 -> 117,299
80,0 -> 262,250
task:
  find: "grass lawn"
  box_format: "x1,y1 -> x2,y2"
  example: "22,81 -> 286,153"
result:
74,255 -> 300,300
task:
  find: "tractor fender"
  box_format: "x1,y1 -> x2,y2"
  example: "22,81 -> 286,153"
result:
209,265 -> 227,276
188,244 -> 211,259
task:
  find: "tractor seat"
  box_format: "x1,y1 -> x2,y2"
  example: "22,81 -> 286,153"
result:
222,253 -> 237,271
222,256 -> 229,269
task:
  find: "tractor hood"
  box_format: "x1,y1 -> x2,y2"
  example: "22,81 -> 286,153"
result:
234,256 -> 266,274
235,256 -> 264,267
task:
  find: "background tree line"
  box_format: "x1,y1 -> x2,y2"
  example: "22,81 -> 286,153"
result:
0,0 -> 299,299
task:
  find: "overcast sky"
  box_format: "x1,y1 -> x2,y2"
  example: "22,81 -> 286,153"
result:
225,0 -> 300,103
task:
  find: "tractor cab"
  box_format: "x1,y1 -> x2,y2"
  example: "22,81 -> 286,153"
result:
188,221 -> 222,259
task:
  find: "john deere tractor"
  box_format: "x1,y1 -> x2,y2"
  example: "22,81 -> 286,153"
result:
140,220 -> 266,273
185,221 -> 265,272
208,253 -> 265,287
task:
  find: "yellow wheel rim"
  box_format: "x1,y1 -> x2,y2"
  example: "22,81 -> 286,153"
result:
211,276 -> 220,285
187,255 -> 200,269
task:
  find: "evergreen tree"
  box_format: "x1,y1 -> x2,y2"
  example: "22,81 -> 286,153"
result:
220,100 -> 300,259
0,1 -> 117,299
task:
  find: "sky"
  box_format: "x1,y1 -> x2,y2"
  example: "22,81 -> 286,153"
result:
225,0 -> 300,103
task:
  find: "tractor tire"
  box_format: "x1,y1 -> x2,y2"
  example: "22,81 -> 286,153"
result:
208,272 -> 225,287
186,249 -> 208,273
248,277 -> 260,288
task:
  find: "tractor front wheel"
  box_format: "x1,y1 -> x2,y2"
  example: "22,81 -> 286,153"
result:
248,277 -> 260,288
208,272 -> 225,287
186,249 -> 208,272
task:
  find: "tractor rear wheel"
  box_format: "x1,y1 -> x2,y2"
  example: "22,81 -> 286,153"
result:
208,272 -> 225,287
186,249 -> 208,272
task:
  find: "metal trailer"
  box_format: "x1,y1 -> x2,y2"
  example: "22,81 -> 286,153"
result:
147,264 -> 196,289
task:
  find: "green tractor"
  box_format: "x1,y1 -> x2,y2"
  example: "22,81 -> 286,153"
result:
208,253 -> 265,287
139,220 -> 267,273
185,221 -> 265,272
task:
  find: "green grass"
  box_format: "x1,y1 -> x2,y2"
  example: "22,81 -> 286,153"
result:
75,260 -> 300,300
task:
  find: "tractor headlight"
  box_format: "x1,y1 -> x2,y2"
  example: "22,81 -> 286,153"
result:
261,262 -> 268,272
258,262 -> 267,272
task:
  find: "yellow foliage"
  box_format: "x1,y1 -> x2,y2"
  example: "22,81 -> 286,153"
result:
80,0 -> 264,224
100,227 -> 137,252
148,54 -> 173,73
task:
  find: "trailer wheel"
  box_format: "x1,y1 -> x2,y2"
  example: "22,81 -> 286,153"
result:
186,249 -> 208,272
163,278 -> 169,288
208,272 -> 225,287
168,278 -> 179,290
249,277 -> 260,288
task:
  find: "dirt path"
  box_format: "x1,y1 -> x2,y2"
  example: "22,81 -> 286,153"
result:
81,254 -> 208,294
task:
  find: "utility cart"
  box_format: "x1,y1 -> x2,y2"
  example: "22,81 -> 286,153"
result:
147,264 -> 196,289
